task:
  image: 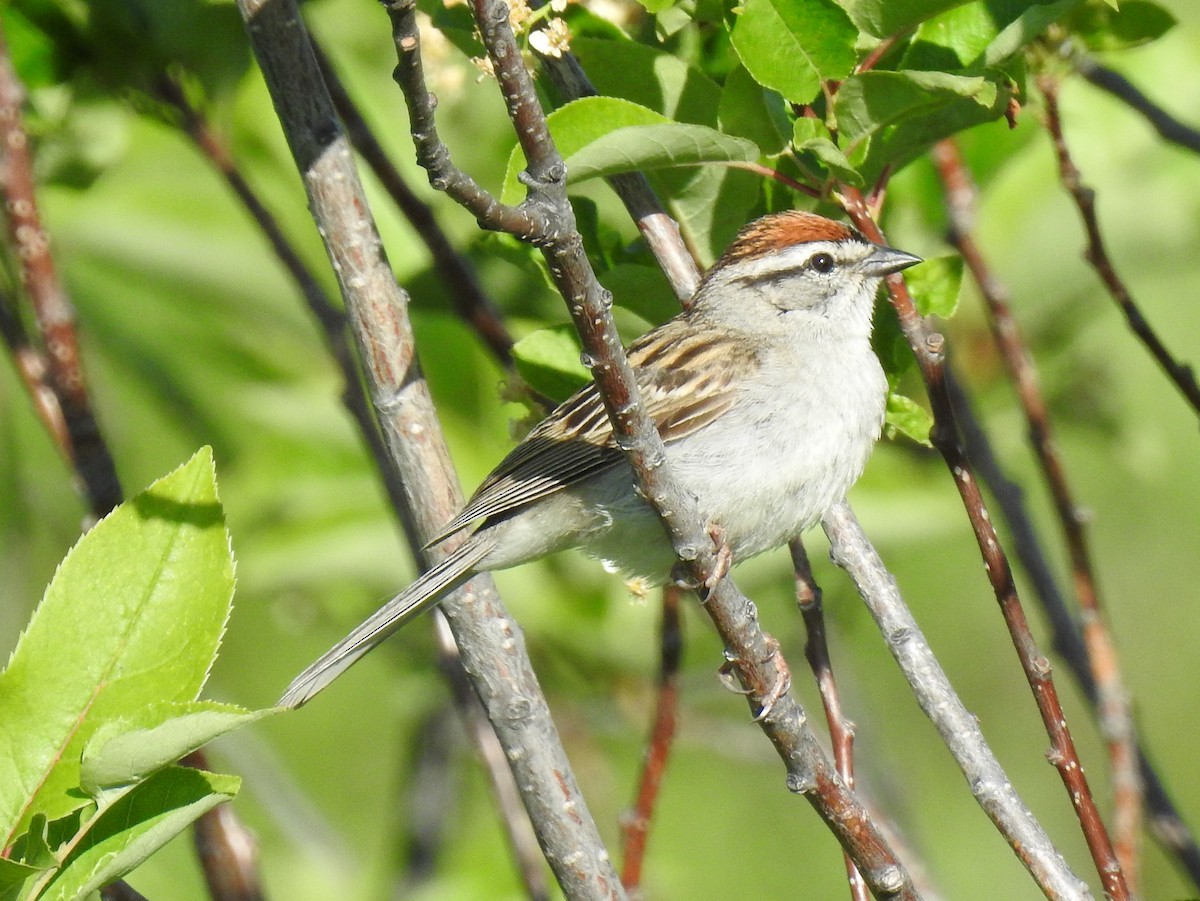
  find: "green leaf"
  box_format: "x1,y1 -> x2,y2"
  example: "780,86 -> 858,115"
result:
0,854 -> 45,900
885,393 -> 933,445
791,118 -> 861,183
848,0 -> 977,39
512,325 -> 591,403
564,123 -> 761,184
0,449 -> 235,847
502,98 -> 669,204
836,69 -> 1012,183
905,255 -> 963,318
81,703 -> 271,795
569,37 -> 722,125
601,263 -> 680,325
635,0 -> 678,13
1068,0 -> 1176,51
729,0 -> 858,105
982,0 -> 1081,66
37,767 -> 238,901
719,64 -> 791,155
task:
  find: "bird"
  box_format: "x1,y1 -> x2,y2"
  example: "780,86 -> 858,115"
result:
280,210 -> 920,708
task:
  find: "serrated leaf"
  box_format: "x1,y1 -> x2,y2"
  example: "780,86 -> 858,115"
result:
791,118 -> 861,183
564,123 -> 760,184
885,393 -> 933,444
81,703 -> 271,795
502,98 -> 670,204
729,0 -> 857,105
0,449 -> 235,847
902,0 -> 1074,70
837,70 -> 998,149
1068,0 -> 1175,51
905,255 -> 963,318
512,325 -> 591,403
37,767 -> 238,901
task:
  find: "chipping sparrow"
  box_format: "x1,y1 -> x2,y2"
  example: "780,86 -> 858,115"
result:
281,211 -> 920,707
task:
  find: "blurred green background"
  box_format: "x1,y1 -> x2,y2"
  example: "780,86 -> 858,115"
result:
2,0 -> 1200,897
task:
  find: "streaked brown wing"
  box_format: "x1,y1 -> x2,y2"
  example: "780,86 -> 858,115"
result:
425,320 -> 758,545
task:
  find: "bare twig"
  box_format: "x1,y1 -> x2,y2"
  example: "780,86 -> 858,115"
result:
934,137 -> 1143,890
1072,52 -> 1200,155
1039,74 -> 1200,423
189,799 -> 266,901
384,1 -> 916,894
235,1 -> 623,897
0,23 -> 121,518
0,284 -> 69,451
821,502 -> 1092,901
839,186 -> 1126,900
101,882 -> 151,901
790,538 -> 867,901
309,39 -> 516,364
621,586 -> 683,891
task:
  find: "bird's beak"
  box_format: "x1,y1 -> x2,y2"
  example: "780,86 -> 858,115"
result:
865,245 -> 922,277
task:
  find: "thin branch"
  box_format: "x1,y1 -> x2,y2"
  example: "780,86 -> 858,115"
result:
0,284 -> 69,452
621,585 -> 683,891
309,39 -> 516,364
101,882 -> 151,901
189,799 -> 266,901
790,538 -> 867,901
520,47 -> 703,303
235,1 -> 622,898
821,502 -> 1092,901
1072,52 -> 1200,155
934,137 -> 1143,889
1039,74 -> 1200,423
839,186 -> 1126,901
0,23 -> 121,518
385,1 -> 917,895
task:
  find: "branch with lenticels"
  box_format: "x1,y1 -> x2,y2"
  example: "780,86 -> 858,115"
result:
381,0 -> 918,895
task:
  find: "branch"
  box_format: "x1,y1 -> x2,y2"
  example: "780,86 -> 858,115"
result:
1039,74 -> 1200,423
234,1 -> 620,897
385,1 -> 917,895
621,586 -> 683,890
0,23 -> 121,518
933,137 -> 1143,889
790,538 -> 868,901
1072,52 -> 1200,155
821,503 -> 1092,900
839,186 -> 1126,900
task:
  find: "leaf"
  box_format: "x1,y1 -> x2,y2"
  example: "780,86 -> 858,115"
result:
905,255 -> 963,318
501,98 -> 669,203
885,393 -> 933,445
729,0 -> 858,105
601,264 -> 679,326
836,70 -> 998,149
719,64 -> 791,155
1068,0 -> 1176,51
0,854 -> 45,900
81,702 -> 271,795
564,123 -> 761,184
836,70 -> 1012,184
982,0 -> 1081,66
0,449 -> 235,847
512,325 -> 591,403
791,118 -> 861,183
569,37 -> 721,125
37,767 -> 238,901
848,0 -> 977,38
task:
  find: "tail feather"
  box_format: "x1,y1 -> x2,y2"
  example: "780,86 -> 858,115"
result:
279,537 -> 493,708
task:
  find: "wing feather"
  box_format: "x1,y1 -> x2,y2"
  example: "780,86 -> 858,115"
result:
426,319 -> 758,546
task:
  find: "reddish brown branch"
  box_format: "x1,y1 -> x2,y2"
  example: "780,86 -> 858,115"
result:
189,794 -> 266,901
621,586 -> 683,891
934,137 -> 1143,890
0,286 -> 69,451
0,24 -> 121,518
1039,74 -> 1200,423
839,184 -> 1128,901
790,538 -> 867,901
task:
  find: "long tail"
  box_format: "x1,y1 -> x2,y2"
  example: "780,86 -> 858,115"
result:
279,537 -> 494,708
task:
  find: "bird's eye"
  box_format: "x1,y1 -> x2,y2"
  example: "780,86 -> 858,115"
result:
809,252 -> 835,274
